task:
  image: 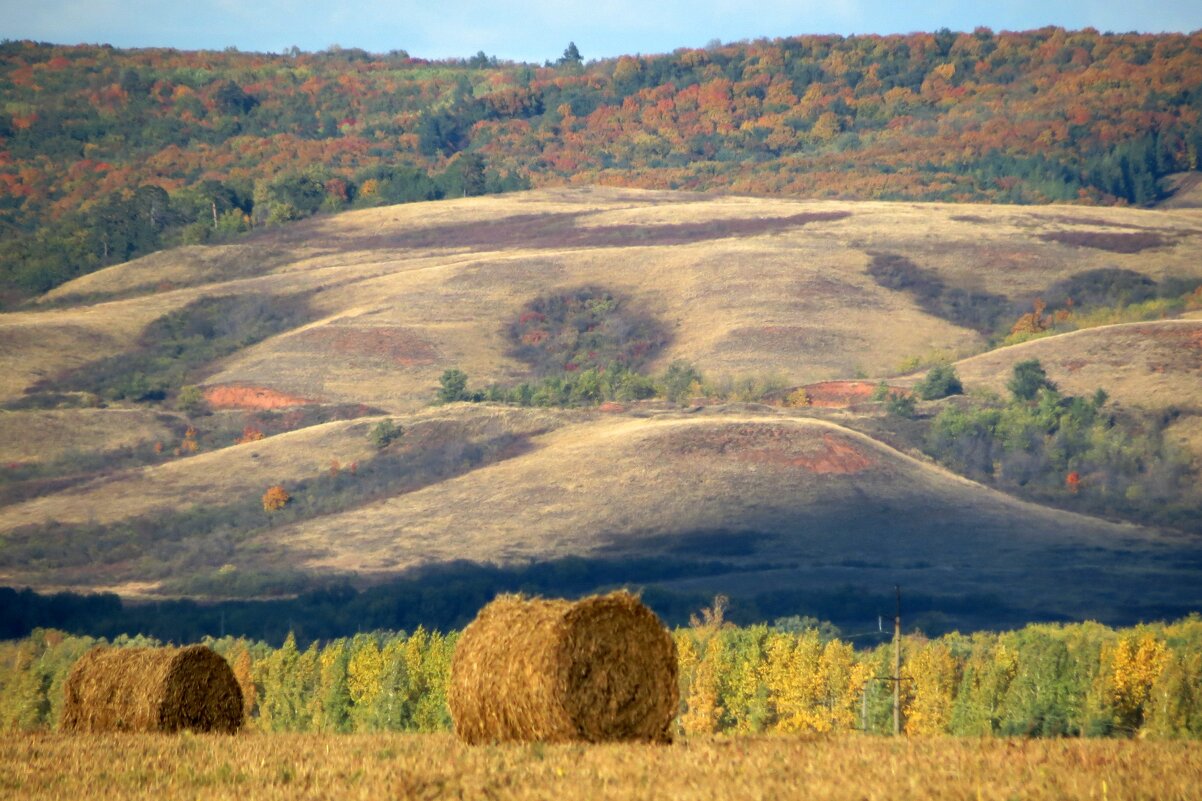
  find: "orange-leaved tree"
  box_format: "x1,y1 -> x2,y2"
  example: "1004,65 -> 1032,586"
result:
262,485 -> 291,513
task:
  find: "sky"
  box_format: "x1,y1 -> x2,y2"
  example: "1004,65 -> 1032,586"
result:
3,1 -> 1201,63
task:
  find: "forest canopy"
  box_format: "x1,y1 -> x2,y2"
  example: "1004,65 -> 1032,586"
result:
2,29 -> 1202,303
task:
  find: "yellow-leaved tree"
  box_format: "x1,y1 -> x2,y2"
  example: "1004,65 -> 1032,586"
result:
347,636 -> 385,730
760,629 -> 826,733
1107,633 -> 1169,734
903,640 -> 959,735
678,595 -> 730,736
760,630 -> 871,734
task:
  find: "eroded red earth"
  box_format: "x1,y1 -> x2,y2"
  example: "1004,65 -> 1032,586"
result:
203,385 -> 314,409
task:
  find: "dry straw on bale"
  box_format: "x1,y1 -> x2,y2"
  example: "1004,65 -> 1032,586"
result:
60,645 -> 244,733
449,590 -> 679,744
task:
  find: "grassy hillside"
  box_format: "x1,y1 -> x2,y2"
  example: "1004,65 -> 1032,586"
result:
952,319 -> 1202,414
1,189 -> 1200,631
11,188 -> 1202,413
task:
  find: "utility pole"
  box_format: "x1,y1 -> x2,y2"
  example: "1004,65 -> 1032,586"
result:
893,584 -> 902,736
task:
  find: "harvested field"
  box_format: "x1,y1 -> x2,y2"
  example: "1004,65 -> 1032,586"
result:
1,733 -> 1198,801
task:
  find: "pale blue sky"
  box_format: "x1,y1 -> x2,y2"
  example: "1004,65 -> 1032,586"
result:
3,1 -> 1200,63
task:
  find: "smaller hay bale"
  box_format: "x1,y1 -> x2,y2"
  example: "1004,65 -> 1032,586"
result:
60,644 -> 244,733
449,590 -> 679,744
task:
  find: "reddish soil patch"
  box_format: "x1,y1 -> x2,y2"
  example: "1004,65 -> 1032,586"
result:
203,385 -> 315,410
673,424 -> 876,474
1131,324 -> 1202,350
597,401 -> 626,413
1038,230 -> 1172,253
1128,325 -> 1202,372
803,381 -> 887,408
294,326 -> 439,366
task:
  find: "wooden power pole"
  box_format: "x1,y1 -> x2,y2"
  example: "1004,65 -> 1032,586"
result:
893,584 -> 902,736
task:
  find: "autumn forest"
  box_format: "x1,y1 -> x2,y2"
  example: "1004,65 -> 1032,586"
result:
3,28 -> 1202,304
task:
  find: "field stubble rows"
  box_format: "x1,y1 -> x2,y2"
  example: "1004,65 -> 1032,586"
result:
1,733 -> 1199,800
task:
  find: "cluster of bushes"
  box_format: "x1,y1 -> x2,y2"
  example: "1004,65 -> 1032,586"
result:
869,258 -> 1202,347
246,157 -> 528,229
3,614 -> 1200,738
437,361 -> 791,409
507,288 -> 668,376
924,360 -> 1198,530
1003,270 -> 1202,346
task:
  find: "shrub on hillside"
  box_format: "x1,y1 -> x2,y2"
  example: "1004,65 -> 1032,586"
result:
368,420 -> 404,449
1008,359 -> 1056,402
915,365 -> 963,400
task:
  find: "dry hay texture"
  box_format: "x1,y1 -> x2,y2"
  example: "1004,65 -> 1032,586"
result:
60,645 -> 244,734
449,591 -> 678,744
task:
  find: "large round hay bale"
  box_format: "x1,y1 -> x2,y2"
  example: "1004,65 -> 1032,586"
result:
60,645 -> 244,733
449,591 -> 679,744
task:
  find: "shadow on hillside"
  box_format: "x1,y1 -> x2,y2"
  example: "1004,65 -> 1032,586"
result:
329,209 -> 853,253
5,531 -> 1200,646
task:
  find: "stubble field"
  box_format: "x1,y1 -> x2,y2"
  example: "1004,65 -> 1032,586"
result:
1,733 -> 1200,801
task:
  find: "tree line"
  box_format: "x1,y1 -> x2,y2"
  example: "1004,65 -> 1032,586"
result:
2,613 -> 1199,738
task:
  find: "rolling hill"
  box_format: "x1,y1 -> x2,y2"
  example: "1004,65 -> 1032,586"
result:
9,187 -> 1202,413
2,187 -> 1201,631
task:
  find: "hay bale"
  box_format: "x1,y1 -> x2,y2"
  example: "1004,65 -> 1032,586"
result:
449,590 -> 679,744
60,644 -> 244,733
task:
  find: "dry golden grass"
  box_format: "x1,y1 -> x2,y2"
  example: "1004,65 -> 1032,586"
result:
243,409 -> 1202,626
0,409 -> 176,465
0,418 -> 381,534
950,319 -> 1202,413
0,298 -> 178,401
3,188 -> 1201,607
14,187 -> 1199,412
266,411 -> 1139,573
1,732 -> 1198,801
1158,172 -> 1202,209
